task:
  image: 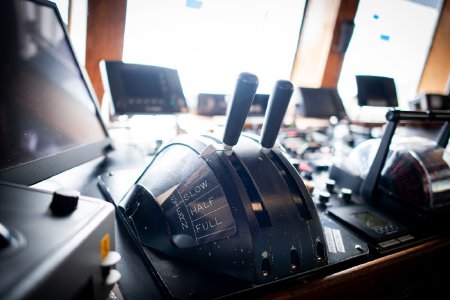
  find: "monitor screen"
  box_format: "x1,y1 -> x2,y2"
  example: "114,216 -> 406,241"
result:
101,61 -> 188,116
197,93 -> 227,116
248,94 -> 269,116
295,87 -> 347,120
196,93 -> 269,117
356,75 -> 398,107
0,0 -> 111,185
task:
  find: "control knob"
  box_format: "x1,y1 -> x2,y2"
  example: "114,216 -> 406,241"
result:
49,189 -> 80,216
318,191 -> 331,207
340,188 -> 352,203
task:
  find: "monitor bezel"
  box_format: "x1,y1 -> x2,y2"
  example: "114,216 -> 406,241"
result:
0,0 -> 113,186
196,93 -> 227,116
100,60 -> 188,117
248,94 -> 269,116
356,75 -> 399,107
296,87 -> 348,120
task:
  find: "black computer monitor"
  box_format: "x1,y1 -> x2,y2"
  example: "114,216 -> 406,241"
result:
248,94 -> 269,116
409,93 -> 450,111
356,75 -> 398,107
0,0 -> 112,185
197,93 -> 227,116
296,87 -> 347,120
196,93 -> 269,117
100,61 -> 188,116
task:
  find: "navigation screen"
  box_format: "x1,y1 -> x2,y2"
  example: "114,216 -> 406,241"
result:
0,1 -> 108,174
101,61 -> 188,115
353,211 -> 388,229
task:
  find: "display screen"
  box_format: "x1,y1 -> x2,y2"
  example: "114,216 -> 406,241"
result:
296,87 -> 347,120
352,211 -> 388,229
121,69 -> 164,98
248,94 -> 269,116
101,61 -> 188,115
0,1 -> 110,184
197,93 -> 227,116
425,94 -> 450,110
356,75 -> 398,107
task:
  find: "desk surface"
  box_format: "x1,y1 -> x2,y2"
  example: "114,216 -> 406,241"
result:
253,236 -> 450,299
33,115 -> 450,300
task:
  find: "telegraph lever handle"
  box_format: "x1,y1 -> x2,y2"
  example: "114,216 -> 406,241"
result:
260,80 -> 294,151
222,72 -> 259,153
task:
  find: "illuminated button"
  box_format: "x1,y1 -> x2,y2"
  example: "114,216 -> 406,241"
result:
374,227 -> 384,234
385,224 -> 398,233
397,235 -> 414,242
261,258 -> 271,277
378,239 -> 400,248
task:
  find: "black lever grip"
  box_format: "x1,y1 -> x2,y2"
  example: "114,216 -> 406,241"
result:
222,72 -> 259,148
260,80 -> 294,149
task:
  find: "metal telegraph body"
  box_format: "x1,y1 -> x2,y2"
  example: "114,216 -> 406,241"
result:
118,73 -> 328,284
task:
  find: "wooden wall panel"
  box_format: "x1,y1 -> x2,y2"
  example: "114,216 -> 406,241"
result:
418,0 -> 450,94
290,0 -> 359,89
321,0 -> 359,88
85,0 -> 127,105
290,0 -> 341,88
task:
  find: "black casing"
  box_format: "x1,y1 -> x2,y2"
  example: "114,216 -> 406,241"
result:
0,182 -> 116,300
118,133 -> 327,284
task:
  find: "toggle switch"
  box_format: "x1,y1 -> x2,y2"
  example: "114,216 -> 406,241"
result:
105,269 -> 121,286
101,251 -> 122,286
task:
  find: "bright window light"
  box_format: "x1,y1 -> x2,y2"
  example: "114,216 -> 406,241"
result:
123,0 -> 306,108
52,0 -> 70,25
338,0 -> 443,115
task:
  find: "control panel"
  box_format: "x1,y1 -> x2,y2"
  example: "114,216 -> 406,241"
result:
283,110 -> 450,257
0,183 -> 119,300
304,170 -> 429,256
98,73 -> 370,299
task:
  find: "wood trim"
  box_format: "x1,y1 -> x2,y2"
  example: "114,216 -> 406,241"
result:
290,0 -> 359,89
418,0 -> 450,94
85,0 -> 127,105
321,0 -> 359,88
257,237 -> 450,299
290,0 -> 341,88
